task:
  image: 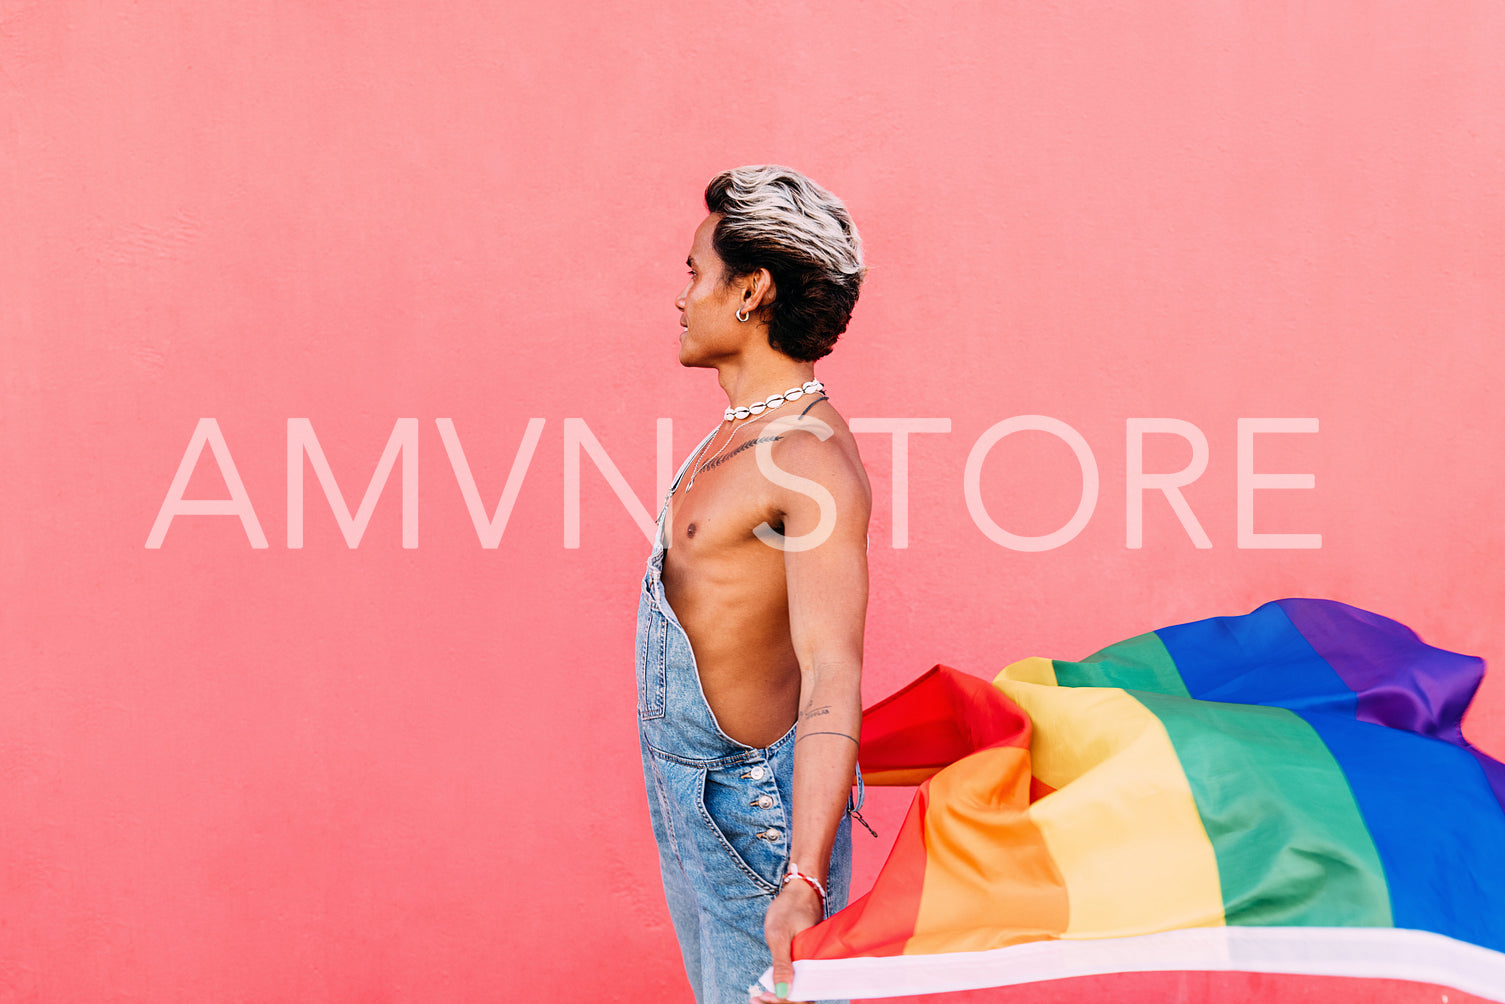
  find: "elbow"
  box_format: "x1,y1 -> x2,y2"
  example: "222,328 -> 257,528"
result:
801,650 -> 864,689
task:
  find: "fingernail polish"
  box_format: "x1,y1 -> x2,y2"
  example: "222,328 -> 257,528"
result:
776,981 -> 789,999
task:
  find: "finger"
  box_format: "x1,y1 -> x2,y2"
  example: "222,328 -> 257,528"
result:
749,980 -> 792,1004
767,929 -> 795,1000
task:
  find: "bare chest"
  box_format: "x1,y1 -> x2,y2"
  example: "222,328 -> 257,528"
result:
664,433 -> 788,568
670,473 -> 777,552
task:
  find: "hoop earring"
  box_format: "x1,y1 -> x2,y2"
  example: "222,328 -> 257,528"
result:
736,306 -> 750,323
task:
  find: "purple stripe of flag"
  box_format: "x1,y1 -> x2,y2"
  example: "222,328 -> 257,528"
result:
1275,598 -> 1484,743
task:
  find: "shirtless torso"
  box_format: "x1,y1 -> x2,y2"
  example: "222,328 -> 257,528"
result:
661,396 -> 873,749
648,185 -> 870,1003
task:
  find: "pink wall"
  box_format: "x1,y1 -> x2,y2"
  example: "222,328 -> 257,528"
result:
4,2 -> 1502,1000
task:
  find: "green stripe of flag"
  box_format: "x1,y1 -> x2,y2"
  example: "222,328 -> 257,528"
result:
1132,691 -> 1392,928
1053,632 -> 1190,697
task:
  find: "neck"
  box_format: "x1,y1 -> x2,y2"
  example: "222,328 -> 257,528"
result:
714,353 -> 817,411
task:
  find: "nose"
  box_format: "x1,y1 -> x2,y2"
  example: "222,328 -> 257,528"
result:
675,279 -> 690,311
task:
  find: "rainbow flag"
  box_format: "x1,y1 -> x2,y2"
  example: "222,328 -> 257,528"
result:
772,599 -> 1505,1001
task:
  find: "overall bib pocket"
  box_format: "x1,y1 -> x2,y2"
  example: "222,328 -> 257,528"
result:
636,585 -> 668,721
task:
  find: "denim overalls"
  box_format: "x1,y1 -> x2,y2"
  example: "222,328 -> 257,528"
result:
637,431 -> 860,1004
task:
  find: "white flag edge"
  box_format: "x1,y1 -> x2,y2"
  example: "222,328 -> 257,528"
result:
758,926 -> 1505,1002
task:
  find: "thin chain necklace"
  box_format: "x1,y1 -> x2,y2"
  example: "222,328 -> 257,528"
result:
685,416 -> 766,491
673,380 -> 825,496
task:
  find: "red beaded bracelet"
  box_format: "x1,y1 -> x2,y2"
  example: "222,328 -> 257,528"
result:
782,862 -> 827,909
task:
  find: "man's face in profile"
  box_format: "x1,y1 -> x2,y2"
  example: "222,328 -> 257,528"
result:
676,213 -> 746,369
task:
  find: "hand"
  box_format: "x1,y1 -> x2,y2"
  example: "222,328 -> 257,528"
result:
749,879 -> 824,1002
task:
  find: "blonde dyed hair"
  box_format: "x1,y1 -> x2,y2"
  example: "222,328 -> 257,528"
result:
704,165 -> 865,361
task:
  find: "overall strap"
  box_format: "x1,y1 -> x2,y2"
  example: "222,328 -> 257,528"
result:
654,426 -> 720,551
669,427 -> 719,495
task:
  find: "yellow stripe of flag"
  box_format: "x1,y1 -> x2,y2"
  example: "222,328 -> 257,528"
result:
995,661 -> 1226,938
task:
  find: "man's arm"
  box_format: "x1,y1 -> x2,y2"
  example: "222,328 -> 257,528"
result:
753,414 -> 870,1001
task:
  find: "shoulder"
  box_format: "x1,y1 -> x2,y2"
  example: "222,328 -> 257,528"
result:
762,399 -> 871,511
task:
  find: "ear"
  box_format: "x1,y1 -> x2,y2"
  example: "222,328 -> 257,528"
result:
740,268 -> 777,311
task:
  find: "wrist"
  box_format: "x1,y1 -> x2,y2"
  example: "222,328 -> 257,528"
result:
778,875 -> 822,911
781,862 -> 828,912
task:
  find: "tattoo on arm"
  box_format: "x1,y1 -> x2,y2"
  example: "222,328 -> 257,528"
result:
796,731 -> 859,745
800,704 -> 832,720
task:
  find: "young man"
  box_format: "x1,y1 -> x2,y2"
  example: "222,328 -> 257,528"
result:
635,166 -> 871,1004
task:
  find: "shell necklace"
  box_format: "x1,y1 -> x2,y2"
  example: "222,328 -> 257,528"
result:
679,380 -> 825,494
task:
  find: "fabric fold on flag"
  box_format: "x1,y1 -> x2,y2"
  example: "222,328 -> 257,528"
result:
771,598 -> 1505,1002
